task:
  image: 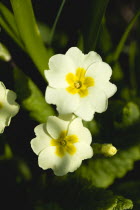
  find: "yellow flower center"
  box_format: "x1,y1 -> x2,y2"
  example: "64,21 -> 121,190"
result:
66,67 -> 94,97
74,81 -> 82,89
51,131 -> 78,157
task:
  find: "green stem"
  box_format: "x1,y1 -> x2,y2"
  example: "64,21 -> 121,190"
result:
113,10 -> 140,62
49,0 -> 66,45
10,0 -> 50,78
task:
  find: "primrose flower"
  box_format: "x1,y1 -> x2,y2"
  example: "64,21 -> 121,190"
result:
31,116 -> 93,176
45,47 -> 117,121
0,82 -> 19,133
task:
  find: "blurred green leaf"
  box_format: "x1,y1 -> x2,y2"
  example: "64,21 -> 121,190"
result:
0,2 -> 25,50
122,102 -> 140,126
115,102 -> 140,128
35,202 -> 63,210
111,62 -> 124,81
10,0 -> 53,77
17,159 -> 32,181
13,65 -> 55,123
49,0 -> 66,45
129,41 -> 137,94
37,22 -> 51,44
0,43 -> 11,61
82,0 -> 110,52
83,119 -> 100,136
99,17 -> 113,55
113,10 -> 140,62
48,178 -> 133,210
75,144 -> 140,188
38,22 -> 68,48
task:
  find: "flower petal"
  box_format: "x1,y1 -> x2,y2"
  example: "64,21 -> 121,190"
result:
38,146 -> 59,170
54,153 -> 82,176
0,90 -> 19,133
65,47 -> 84,68
0,82 -> 6,100
45,87 -> 80,114
31,124 -> 51,155
38,147 -> 81,176
82,51 -> 102,70
74,97 -> 95,121
86,62 -> 112,83
68,118 -> 92,144
47,116 -> 69,139
89,87 -> 108,113
75,142 -> 93,159
54,143 -> 93,175
6,90 -> 19,114
45,54 -> 75,88
103,82 -> 117,98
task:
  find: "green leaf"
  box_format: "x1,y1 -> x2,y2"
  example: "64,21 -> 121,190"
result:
75,144 -> 140,188
82,0 -> 110,52
0,2 -> 25,50
129,41 -> 137,94
10,0 -> 53,77
0,43 -> 11,61
113,10 -> 140,62
35,202 -> 63,210
48,178 -> 133,210
49,0 -> 66,45
13,66 -> 55,123
122,102 -> 140,126
114,181 -> 140,210
99,17 -> 113,55
114,196 -> 133,210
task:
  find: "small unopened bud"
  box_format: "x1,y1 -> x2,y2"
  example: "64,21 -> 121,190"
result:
101,144 -> 117,157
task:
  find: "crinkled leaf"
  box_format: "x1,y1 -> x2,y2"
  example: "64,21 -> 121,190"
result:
114,181 -> 140,210
113,196 -> 133,210
75,144 -> 140,188
47,178 -> 133,210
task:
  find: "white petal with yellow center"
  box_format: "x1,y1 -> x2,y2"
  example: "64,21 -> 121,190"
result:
31,116 -> 93,176
45,47 -> 117,121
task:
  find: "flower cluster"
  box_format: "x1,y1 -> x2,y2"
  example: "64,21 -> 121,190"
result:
31,47 -> 117,176
0,81 -> 19,133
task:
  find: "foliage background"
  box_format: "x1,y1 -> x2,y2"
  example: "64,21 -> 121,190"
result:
0,0 -> 140,209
